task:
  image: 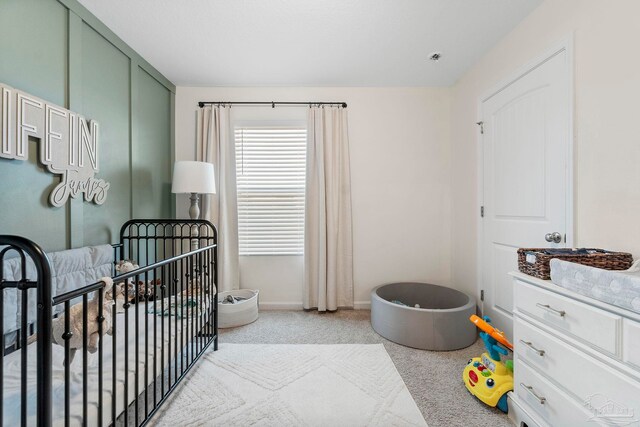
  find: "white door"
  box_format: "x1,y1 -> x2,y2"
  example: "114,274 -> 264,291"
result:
480,46 -> 572,337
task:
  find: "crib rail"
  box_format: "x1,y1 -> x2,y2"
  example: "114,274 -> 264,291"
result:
0,220 -> 218,427
0,236 -> 52,427
119,219 -> 217,265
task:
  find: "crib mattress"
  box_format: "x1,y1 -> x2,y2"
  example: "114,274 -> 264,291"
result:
2,301 -> 213,426
550,259 -> 640,314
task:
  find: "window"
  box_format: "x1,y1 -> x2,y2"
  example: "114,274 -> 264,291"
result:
235,126 -> 306,255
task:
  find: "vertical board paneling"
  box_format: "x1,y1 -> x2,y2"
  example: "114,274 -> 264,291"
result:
80,23 -> 131,246
68,10 -> 84,248
169,92 -> 176,217
134,68 -> 172,219
0,0 -> 175,251
0,0 -> 68,103
0,0 -> 68,250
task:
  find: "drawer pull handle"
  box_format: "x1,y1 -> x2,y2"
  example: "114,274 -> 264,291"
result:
519,340 -> 545,356
521,383 -> 546,405
536,303 -> 566,317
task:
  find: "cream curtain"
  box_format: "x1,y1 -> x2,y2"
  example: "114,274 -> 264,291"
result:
196,105 -> 240,292
304,106 -> 354,311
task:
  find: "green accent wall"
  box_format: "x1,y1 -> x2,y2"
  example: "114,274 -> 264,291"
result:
134,68 -> 173,220
0,0 -> 175,251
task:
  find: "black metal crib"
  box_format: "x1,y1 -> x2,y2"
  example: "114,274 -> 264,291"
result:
0,219 -> 218,427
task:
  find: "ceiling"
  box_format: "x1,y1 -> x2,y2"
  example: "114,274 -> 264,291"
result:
77,0 -> 542,87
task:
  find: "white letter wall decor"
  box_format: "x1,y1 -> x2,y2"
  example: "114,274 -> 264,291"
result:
0,82 -> 110,207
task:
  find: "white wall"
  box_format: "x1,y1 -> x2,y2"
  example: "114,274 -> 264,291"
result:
175,86 -> 451,308
450,0 -> 640,298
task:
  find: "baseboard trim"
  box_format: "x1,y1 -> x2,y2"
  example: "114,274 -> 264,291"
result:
354,301 -> 371,310
259,302 -> 304,310
258,301 -> 371,310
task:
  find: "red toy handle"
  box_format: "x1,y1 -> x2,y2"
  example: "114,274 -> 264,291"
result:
470,315 -> 514,351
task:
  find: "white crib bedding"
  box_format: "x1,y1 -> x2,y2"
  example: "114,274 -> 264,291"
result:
2,301 -> 213,426
2,244 -> 114,347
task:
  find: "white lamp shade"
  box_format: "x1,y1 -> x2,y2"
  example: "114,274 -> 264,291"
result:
171,161 -> 216,194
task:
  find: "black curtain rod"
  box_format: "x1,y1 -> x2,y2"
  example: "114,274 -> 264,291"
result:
198,101 -> 347,108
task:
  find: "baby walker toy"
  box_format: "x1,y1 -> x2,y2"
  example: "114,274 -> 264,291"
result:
462,315 -> 514,413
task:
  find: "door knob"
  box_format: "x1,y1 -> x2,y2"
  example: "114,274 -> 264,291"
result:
545,232 -> 563,243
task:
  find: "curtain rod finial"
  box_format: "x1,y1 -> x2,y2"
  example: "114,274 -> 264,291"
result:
342,103 -> 347,108
198,102 -> 205,108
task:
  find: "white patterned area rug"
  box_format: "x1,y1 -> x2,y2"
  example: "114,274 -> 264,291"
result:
150,343 -> 427,426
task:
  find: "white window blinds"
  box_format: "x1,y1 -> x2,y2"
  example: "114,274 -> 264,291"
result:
235,126 -> 307,255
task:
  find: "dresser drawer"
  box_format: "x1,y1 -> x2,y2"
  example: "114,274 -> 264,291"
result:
508,393 -> 545,427
515,318 -> 640,419
623,318 -> 640,369
515,359 -> 593,427
514,280 -> 621,354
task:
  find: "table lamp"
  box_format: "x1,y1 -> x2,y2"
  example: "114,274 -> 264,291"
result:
172,161 -> 216,248
172,160 -> 216,219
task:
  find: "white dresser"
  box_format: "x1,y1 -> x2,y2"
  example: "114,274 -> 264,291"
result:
509,272 -> 640,427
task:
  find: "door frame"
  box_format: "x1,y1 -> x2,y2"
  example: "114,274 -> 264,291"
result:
476,36 -> 575,315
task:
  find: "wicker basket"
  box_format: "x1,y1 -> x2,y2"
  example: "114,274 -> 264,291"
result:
517,248 -> 633,280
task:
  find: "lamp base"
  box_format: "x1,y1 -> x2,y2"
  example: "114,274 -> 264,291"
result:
189,193 -> 200,220
189,192 -> 200,250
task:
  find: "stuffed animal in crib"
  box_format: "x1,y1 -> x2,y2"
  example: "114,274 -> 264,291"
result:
115,259 -> 139,276
181,277 -> 216,298
130,278 -> 162,303
108,281 -> 127,313
114,259 -> 139,309
51,277 -> 116,365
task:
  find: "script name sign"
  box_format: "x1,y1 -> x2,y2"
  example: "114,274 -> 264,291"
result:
0,82 -> 110,207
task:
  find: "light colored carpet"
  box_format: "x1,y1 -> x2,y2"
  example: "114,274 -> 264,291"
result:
150,343 -> 427,426
218,310 -> 513,427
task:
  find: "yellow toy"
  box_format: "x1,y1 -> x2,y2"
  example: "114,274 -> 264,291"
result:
462,315 -> 513,413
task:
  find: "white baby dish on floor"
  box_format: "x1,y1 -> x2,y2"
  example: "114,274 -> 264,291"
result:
218,289 -> 259,328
